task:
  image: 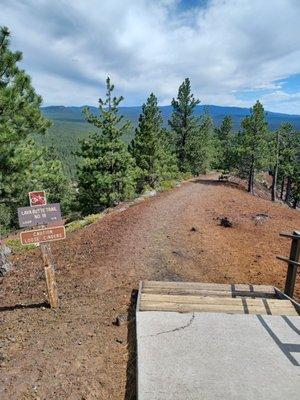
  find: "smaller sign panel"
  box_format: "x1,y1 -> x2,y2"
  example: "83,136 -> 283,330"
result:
29,191 -> 47,207
18,203 -> 62,228
20,226 -> 66,245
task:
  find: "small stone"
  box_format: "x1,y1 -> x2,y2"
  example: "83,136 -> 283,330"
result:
115,313 -> 128,326
220,217 -> 233,228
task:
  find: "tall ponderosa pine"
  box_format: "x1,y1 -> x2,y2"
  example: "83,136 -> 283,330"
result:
216,116 -> 234,172
169,78 -> 200,171
0,26 -> 71,231
130,93 -> 177,190
238,101 -> 269,194
185,113 -> 216,175
77,78 -> 137,214
272,123 -> 300,205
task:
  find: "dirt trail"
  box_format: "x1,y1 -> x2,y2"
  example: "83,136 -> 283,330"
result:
1,174 -> 299,400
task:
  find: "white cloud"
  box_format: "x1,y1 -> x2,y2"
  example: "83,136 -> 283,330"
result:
260,90 -> 300,114
1,0 -> 300,113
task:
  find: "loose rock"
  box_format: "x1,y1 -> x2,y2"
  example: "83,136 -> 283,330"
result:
115,313 -> 128,326
220,217 -> 233,228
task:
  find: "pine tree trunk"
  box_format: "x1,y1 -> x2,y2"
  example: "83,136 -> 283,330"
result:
285,176 -> 291,203
179,129 -> 187,170
271,166 -> 277,202
280,178 -> 285,199
248,158 -> 254,194
271,131 -> 279,202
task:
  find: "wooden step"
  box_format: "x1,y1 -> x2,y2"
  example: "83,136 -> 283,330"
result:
142,281 -> 277,298
139,281 -> 299,316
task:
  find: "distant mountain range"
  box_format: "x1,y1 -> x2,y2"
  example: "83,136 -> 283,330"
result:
42,104 -> 300,131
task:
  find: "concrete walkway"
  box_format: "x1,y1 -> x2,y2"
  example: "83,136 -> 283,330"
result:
137,311 -> 300,399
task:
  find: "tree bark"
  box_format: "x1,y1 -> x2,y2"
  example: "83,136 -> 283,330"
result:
248,157 -> 254,194
271,131 -> 279,202
280,178 -> 285,199
285,176 -> 292,203
293,198 -> 298,209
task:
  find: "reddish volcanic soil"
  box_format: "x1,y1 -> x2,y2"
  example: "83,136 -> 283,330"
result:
1,174 -> 299,399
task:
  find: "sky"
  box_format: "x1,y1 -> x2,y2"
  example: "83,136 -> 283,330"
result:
1,0 -> 300,114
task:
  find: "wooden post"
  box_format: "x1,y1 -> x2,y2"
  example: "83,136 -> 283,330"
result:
40,242 -> 59,308
284,231 -> 300,298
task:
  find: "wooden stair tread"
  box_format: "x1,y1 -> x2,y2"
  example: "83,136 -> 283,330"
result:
141,293 -> 292,307
142,281 -> 276,298
139,302 -> 298,316
142,287 -> 277,298
139,281 -> 299,316
143,281 -> 275,293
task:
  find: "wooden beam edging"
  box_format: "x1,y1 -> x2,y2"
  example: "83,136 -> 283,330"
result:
136,281 -> 143,314
274,287 -> 300,315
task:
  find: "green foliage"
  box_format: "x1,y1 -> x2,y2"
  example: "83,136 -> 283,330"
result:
76,77 -> 138,214
275,123 -> 300,205
28,145 -> 75,214
0,204 -> 11,235
169,78 -> 200,171
33,121 -> 98,179
276,123 -> 299,179
0,26 -> 73,230
66,213 -> 103,233
38,105 -> 300,179
5,237 -> 36,252
185,114 -> 216,174
235,101 -> 270,193
130,93 -> 178,191
215,116 -> 234,171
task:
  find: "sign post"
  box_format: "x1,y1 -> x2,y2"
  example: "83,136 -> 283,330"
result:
40,242 -> 59,308
18,191 -> 65,309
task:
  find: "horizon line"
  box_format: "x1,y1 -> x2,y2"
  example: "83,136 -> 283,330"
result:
41,104 -> 300,117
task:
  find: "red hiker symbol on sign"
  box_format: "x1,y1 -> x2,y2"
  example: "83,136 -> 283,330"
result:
29,191 -> 47,206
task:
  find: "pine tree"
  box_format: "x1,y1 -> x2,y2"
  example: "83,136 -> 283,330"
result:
185,113 -> 216,175
130,93 -> 177,191
169,78 -> 200,171
216,116 -> 234,172
273,123 -> 300,205
77,77 -> 137,214
238,101 -> 270,194
291,169 -> 300,209
31,144 -> 75,213
0,27 -> 71,229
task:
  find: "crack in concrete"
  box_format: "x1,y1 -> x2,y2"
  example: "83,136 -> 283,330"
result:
144,313 -> 195,337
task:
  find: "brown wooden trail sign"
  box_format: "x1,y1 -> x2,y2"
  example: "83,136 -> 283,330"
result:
18,203 -> 62,228
18,192 -> 65,309
20,226 -> 66,245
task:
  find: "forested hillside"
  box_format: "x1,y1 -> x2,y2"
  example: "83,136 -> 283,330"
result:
42,104 -> 300,130
40,105 -> 300,178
